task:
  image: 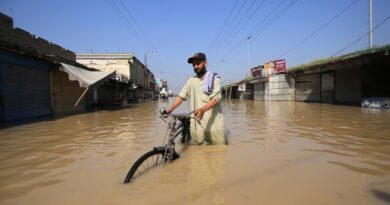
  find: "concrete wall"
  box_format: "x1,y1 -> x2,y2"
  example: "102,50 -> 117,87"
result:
51,69 -> 86,115
252,74 -> 293,101
129,58 -> 146,87
267,74 -> 293,101
0,13 -> 75,61
335,67 -> 362,104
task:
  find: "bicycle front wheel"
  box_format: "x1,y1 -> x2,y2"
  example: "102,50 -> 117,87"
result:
123,148 -> 166,183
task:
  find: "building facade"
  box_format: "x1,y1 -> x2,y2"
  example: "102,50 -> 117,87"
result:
0,13 -> 114,122
76,53 -> 158,103
229,45 -> 390,107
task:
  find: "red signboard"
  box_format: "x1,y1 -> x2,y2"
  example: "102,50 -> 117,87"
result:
273,59 -> 286,74
251,65 -> 264,78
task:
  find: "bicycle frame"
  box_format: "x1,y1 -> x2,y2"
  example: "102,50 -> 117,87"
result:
157,112 -> 193,162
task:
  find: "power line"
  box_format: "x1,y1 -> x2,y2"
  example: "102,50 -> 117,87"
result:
208,0 -> 259,58
211,0 -> 298,63
119,0 -> 153,48
119,0 -> 163,68
117,0 -> 157,52
107,0 -> 165,71
106,0 -> 152,51
207,0 -> 251,54
279,0 -> 360,58
209,0 -> 289,62
332,15 -> 390,57
252,0 -> 298,40
206,0 -> 240,52
209,0 -> 267,60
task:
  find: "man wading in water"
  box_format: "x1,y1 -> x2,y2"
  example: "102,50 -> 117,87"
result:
166,52 -> 227,145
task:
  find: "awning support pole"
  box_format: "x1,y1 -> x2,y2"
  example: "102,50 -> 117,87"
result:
74,86 -> 90,107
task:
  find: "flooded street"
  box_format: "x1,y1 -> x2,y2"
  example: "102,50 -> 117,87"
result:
1,99 -> 390,205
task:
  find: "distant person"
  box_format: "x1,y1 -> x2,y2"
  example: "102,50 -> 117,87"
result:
166,52 -> 226,145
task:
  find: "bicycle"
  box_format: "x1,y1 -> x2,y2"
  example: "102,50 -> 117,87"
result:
123,107 -> 197,183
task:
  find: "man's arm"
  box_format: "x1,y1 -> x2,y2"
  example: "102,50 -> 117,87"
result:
167,97 -> 184,113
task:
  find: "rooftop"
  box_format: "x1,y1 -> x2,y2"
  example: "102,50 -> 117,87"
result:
288,44 -> 390,73
76,53 -> 134,59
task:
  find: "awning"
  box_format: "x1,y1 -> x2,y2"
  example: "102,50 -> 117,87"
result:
60,62 -> 115,88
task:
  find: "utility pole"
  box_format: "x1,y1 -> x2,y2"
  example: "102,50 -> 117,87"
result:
144,51 -> 157,68
220,59 -> 225,79
369,0 -> 373,48
247,35 -> 252,69
144,52 -> 148,68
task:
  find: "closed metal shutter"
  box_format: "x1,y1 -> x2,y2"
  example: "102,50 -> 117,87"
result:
1,62 -> 51,121
254,82 -> 265,101
295,74 -> 321,102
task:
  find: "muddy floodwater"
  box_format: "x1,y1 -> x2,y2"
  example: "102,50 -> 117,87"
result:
0,99 -> 390,205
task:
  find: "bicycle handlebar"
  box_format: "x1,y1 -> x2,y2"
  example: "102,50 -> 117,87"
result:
159,107 -> 201,125
159,107 -> 194,118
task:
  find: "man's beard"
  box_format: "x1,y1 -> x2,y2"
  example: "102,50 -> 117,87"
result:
194,66 -> 207,77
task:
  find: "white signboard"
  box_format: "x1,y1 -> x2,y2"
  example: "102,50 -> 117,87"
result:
238,83 -> 246,92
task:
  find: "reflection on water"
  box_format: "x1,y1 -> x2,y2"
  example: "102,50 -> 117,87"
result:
0,99 -> 390,205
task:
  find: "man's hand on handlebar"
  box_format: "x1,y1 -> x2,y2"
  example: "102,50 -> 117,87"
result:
166,107 -> 173,114
159,107 -> 175,117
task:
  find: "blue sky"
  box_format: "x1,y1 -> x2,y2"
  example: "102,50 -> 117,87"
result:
1,0 -> 390,92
